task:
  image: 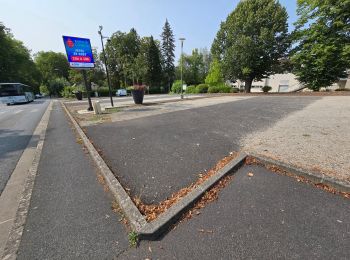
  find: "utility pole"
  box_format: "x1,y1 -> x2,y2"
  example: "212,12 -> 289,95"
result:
98,25 -> 114,107
179,38 -> 185,99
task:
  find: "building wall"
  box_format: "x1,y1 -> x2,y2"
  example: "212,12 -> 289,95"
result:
234,72 -> 350,92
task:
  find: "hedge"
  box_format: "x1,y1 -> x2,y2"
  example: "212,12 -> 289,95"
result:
186,85 -> 197,94
196,84 -> 209,93
208,84 -> 231,93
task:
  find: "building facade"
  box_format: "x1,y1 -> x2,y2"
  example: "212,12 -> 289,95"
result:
233,71 -> 350,92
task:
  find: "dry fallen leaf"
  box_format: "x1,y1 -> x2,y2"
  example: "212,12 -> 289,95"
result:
247,172 -> 254,177
148,246 -> 152,253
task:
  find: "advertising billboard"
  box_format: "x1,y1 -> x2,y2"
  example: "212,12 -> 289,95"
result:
62,36 -> 95,68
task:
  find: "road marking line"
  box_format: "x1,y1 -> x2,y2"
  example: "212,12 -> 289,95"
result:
13,110 -> 23,114
30,109 -> 38,113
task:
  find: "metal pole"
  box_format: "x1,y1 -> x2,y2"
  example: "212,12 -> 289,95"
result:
82,70 -> 93,111
180,40 -> 184,99
99,28 -> 114,107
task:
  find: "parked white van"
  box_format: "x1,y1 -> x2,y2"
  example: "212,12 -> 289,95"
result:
116,89 -> 127,96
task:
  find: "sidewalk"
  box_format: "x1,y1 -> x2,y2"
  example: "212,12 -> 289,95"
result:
16,102 -> 129,259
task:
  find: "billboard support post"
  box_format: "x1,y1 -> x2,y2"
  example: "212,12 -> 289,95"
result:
82,70 -> 93,111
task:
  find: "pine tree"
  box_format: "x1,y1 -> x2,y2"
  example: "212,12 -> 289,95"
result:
145,36 -> 162,88
161,19 -> 175,93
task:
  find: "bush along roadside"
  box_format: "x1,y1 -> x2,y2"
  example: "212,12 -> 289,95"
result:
262,86 -> 272,93
171,80 -> 185,94
196,84 -> 209,93
208,84 -> 231,93
186,85 -> 197,94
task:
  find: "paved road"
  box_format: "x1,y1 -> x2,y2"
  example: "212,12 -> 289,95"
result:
86,96 -> 320,204
120,165 -> 350,259
0,99 -> 49,194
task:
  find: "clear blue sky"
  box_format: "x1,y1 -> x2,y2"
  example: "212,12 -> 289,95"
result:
0,0 -> 297,60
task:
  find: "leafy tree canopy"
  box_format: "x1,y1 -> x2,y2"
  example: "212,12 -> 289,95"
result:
105,29 -> 141,87
291,0 -> 350,90
211,0 -> 290,92
34,51 -> 69,85
176,48 -> 211,86
0,22 -> 41,91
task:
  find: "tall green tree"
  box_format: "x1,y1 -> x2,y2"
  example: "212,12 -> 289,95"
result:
161,19 -> 176,92
34,51 -> 69,85
145,36 -> 162,88
133,37 -> 150,84
105,29 -> 140,87
211,0 -> 290,92
291,0 -> 350,91
0,22 -> 41,90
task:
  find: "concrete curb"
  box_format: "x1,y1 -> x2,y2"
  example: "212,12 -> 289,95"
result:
61,102 -> 148,231
1,101 -> 53,260
138,153 -> 247,240
249,153 -> 350,193
62,101 -> 248,240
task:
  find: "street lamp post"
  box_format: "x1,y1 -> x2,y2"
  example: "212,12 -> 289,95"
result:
98,25 -> 114,107
179,38 -> 186,99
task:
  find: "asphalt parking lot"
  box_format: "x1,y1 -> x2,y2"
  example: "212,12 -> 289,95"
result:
85,96 -> 320,204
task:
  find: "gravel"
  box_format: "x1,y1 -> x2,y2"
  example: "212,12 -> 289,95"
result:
242,96 -> 350,184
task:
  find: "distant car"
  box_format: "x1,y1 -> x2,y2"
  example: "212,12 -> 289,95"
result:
116,89 -> 127,96
35,93 -> 43,99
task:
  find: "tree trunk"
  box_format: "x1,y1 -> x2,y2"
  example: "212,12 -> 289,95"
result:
245,78 -> 253,93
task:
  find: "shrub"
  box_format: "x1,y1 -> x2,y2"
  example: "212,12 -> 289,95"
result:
171,80 -> 185,94
205,60 -> 224,86
149,86 -> 162,94
48,77 -> 70,97
231,87 -> 239,93
262,86 -> 272,93
96,87 -> 113,97
208,84 -> 231,93
186,85 -> 197,94
39,85 -> 49,95
61,85 -> 76,98
196,84 -> 209,93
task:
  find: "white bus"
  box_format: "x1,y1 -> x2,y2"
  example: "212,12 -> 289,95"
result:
0,83 -> 35,105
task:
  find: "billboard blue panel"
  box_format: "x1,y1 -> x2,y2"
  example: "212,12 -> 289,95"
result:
62,36 -> 95,68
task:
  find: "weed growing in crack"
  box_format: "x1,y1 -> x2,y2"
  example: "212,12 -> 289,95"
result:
128,231 -> 139,247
